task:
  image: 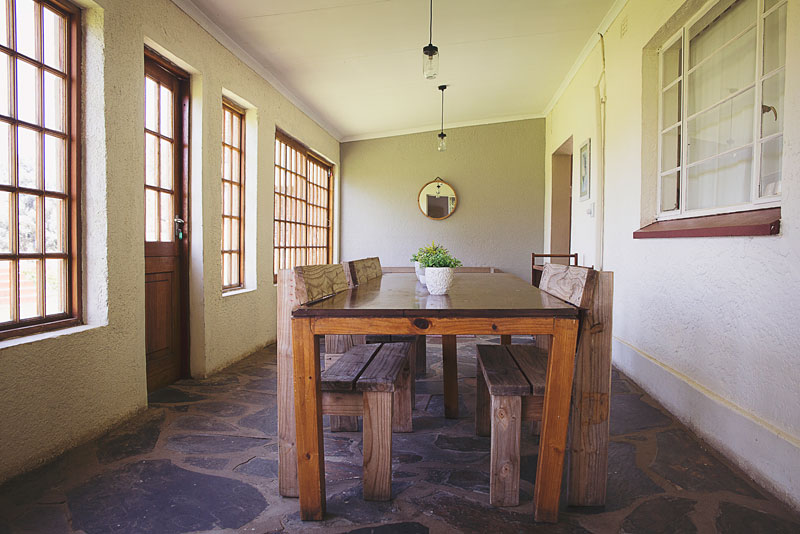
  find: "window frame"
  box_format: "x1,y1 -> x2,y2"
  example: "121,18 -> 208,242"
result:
221,98 -> 245,291
656,0 -> 785,221
273,130 -> 333,284
0,0 -> 82,340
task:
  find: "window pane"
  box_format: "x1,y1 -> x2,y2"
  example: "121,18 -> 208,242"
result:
17,126 -> 40,188
222,182 -> 231,216
223,252 -> 231,286
44,196 -> 63,252
0,191 -> 9,252
43,71 -> 65,132
232,114 -> 241,149
44,134 -> 65,192
759,136 -> 782,197
761,71 -> 784,138
687,28 -> 755,115
763,3 -> 786,73
0,260 -> 11,322
0,0 -> 8,48
232,150 -> 240,183
160,139 -> 172,190
662,38 -> 682,88
145,77 -> 158,131
0,52 -> 9,117
661,82 -> 681,128
224,110 -> 231,145
16,59 -> 39,125
0,122 -> 10,185
230,253 -> 239,286
159,192 -> 172,242
19,258 -> 40,319
45,258 -> 64,315
159,85 -> 173,138
42,7 -> 65,71
687,146 -> 752,210
231,219 -> 239,251
231,184 -> 240,217
15,0 -> 38,60
145,133 -> 158,186
222,146 -> 230,180
145,188 -> 157,241
18,193 -> 39,252
687,87 -> 754,164
689,0 -> 756,68
223,217 -> 231,249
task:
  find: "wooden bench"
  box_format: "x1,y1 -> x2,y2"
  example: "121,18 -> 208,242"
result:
277,263 -> 415,500
321,342 -> 412,500
476,263 -> 613,508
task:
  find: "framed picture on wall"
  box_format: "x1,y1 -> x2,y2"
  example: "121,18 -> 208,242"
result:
579,139 -> 591,201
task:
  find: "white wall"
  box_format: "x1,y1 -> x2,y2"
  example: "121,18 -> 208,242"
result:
545,0 -> 800,509
340,120 -> 546,280
0,0 -> 339,483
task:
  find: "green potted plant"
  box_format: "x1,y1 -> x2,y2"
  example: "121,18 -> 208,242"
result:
418,245 -> 462,295
411,241 -> 446,285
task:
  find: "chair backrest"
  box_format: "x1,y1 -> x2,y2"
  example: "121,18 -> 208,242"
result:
343,257 -> 382,288
532,253 -> 578,286
294,264 -> 349,304
539,263 -> 597,308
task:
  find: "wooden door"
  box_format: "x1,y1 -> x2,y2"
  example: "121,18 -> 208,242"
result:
144,52 -> 189,392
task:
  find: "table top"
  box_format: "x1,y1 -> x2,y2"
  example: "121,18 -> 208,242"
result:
292,273 -> 579,318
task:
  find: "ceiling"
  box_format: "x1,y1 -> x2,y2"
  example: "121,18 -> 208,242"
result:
179,0 -> 619,141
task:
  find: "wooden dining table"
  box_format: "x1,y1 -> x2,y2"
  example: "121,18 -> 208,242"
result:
290,272 -> 580,523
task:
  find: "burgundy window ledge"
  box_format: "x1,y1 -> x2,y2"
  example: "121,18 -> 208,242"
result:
633,208 -> 781,239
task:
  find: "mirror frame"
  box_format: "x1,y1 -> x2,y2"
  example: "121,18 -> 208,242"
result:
417,178 -> 457,220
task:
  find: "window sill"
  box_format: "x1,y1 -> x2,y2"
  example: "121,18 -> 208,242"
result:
222,287 -> 257,298
0,322 -> 101,350
633,208 -> 781,239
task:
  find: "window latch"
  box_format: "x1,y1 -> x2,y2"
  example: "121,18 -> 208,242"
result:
761,104 -> 778,121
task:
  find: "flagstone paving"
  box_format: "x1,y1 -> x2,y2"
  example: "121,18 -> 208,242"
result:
0,336 -> 798,533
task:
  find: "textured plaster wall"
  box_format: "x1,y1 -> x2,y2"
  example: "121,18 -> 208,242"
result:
340,120 -> 545,280
0,0 -> 339,483
545,0 -> 800,508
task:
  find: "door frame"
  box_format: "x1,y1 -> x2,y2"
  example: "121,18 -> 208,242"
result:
144,47 -> 191,386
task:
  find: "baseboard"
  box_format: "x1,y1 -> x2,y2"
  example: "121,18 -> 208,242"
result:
613,337 -> 800,511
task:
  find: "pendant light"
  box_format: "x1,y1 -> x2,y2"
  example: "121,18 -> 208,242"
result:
423,0 -> 439,79
437,84 -> 447,152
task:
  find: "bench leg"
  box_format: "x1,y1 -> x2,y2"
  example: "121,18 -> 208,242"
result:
415,335 -> 427,378
442,335 -> 459,419
500,335 -> 512,345
490,395 -> 522,507
475,362 -> 491,437
362,391 -> 393,501
330,415 -> 359,432
392,357 -> 413,433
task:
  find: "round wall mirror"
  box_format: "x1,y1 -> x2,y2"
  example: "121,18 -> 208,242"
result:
418,178 -> 457,220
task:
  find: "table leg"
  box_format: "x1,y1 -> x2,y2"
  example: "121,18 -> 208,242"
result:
291,317 -> 326,520
533,318 -> 579,523
442,334 -> 459,419
500,335 -> 512,345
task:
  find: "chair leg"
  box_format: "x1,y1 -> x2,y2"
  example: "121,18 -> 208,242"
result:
490,395 -> 522,507
362,391 -> 393,501
475,363 -> 491,437
392,358 -> 413,433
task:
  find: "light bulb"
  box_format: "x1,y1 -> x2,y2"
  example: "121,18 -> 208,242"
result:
423,44 -> 439,79
437,133 -> 447,152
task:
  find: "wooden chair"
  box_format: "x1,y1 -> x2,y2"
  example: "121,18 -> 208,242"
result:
475,263 -> 613,509
277,264 -> 415,501
531,252 -> 578,287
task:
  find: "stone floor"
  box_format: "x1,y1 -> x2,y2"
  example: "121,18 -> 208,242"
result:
1,336 -> 799,534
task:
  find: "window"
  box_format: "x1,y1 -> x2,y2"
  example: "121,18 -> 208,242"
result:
221,100 -> 244,290
0,0 -> 80,339
658,0 -> 786,219
273,131 -> 332,282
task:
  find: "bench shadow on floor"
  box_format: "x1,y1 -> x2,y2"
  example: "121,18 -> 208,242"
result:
0,336 -> 798,533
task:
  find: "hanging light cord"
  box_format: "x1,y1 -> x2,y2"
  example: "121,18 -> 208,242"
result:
440,88 -> 444,133
429,0 -> 433,45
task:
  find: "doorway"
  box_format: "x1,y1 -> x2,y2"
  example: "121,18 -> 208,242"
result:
550,137 -> 573,264
143,50 -> 190,392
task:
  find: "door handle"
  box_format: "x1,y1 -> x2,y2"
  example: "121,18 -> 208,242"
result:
174,217 -> 186,240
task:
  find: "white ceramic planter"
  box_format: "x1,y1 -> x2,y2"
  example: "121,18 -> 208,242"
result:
414,261 -> 426,285
425,267 -> 454,295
